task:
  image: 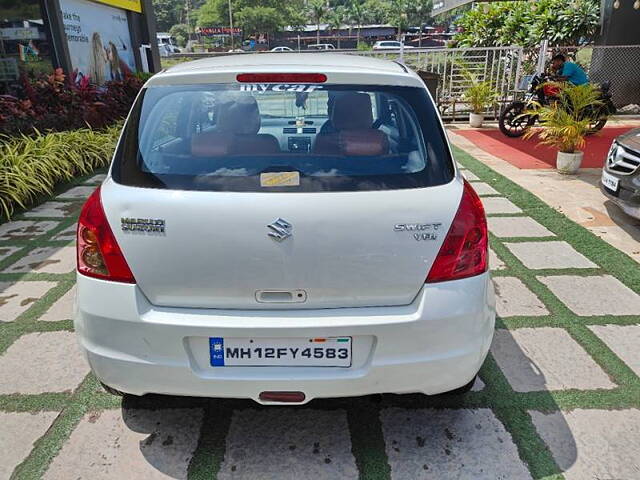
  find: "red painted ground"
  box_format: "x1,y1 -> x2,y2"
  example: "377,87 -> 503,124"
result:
456,127 -> 632,169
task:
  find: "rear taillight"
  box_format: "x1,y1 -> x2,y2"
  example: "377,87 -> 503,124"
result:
77,187 -> 135,283
426,180 -> 488,283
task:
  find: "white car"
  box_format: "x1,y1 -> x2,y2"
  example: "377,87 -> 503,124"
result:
307,43 -> 336,50
75,53 -> 495,404
271,46 -> 293,52
373,41 -> 415,50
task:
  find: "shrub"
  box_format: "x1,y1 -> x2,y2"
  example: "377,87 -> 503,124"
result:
0,69 -> 144,136
0,126 -> 120,219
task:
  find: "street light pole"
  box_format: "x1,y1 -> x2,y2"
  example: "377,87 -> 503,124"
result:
228,0 -> 234,50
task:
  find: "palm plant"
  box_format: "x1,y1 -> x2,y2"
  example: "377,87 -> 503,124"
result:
327,7 -> 346,49
308,0 -> 327,45
523,83 -> 602,153
464,81 -> 498,115
347,0 -> 367,45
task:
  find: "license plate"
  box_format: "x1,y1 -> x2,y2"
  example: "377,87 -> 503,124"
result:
209,337 -> 352,367
602,170 -> 619,193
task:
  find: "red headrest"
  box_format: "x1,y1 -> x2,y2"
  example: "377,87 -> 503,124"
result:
339,130 -> 389,156
191,132 -> 231,157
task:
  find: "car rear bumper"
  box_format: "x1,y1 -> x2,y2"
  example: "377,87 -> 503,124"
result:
75,272 -> 495,404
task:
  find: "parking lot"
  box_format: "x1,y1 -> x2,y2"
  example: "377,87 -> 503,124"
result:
1,145 -> 639,479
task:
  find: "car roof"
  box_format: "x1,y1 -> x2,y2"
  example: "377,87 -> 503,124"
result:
148,53 -> 423,87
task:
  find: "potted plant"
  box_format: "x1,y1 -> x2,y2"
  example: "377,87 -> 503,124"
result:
524,83 -> 602,174
463,80 -> 497,128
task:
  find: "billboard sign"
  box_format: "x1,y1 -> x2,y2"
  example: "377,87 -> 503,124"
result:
61,0 -> 136,84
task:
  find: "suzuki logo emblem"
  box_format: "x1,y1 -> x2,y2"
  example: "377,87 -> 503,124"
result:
267,218 -> 293,242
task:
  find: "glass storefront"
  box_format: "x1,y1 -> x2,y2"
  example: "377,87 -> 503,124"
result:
0,0 -> 54,86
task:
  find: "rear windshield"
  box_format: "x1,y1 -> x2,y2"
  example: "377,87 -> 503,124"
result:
113,83 -> 453,192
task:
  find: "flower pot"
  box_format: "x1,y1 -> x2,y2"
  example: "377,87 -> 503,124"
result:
469,113 -> 484,128
556,151 -> 583,174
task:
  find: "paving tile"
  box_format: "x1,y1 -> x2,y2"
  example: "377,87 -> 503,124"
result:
471,182 -> 499,195
493,277 -> 548,317
44,409 -> 202,480
0,246 -> 21,262
538,275 -> 640,316
491,328 -> 615,392
39,285 -> 76,322
83,174 -> 107,185
3,246 -> 75,274
589,324 -> 640,377
481,197 -> 522,214
489,248 -> 506,271
381,408 -> 532,479
0,332 -> 89,394
23,202 -> 79,218
219,409 -> 358,480
0,220 -> 59,240
462,170 -> 479,181
487,216 -> 554,238
56,186 -> 95,200
471,376 -> 486,391
0,281 -> 56,322
0,411 -> 59,479
52,224 -> 77,242
505,241 -> 597,270
531,409 -> 640,480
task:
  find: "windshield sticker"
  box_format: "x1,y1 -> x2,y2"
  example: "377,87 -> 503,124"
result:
260,171 -> 300,187
239,84 -> 324,93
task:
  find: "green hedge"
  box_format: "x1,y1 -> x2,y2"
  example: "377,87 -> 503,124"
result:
0,126 -> 120,219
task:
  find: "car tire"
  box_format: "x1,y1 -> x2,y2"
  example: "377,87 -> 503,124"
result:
100,382 -> 127,397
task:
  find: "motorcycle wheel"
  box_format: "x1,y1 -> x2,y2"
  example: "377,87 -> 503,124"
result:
587,118 -> 607,135
499,103 -> 534,138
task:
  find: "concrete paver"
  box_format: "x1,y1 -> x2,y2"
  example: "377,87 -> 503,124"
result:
218,409 -> 358,480
539,275 -> 640,316
589,324 -> 640,377
39,285 -> 75,322
56,186 -> 96,200
0,246 -> 21,262
23,202 -> 79,218
51,224 -> 77,242
0,220 -> 59,240
0,280 -> 56,322
471,182 -> 499,195
493,277 -> 549,317
481,197 -> 522,214
0,411 -> 59,479
505,241 -> 597,269
489,248 -> 506,270
488,216 -> 555,238
83,174 -> 107,185
381,408 -> 532,480
462,170 -> 479,181
0,332 -> 88,394
491,328 -> 615,392
3,246 -> 76,274
44,409 -> 202,480
531,409 -> 640,480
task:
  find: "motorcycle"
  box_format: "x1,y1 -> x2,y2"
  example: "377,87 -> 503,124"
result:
498,73 -> 616,138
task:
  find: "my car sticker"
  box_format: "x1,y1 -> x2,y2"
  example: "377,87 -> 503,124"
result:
239,84 -> 324,93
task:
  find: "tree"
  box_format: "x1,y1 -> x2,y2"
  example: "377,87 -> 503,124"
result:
153,0 -> 182,31
327,6 -> 347,49
308,0 -> 328,45
235,6 -> 284,35
453,0 -> 600,48
169,24 -> 190,47
385,0 -> 410,40
347,0 -> 368,44
196,0 -> 227,28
